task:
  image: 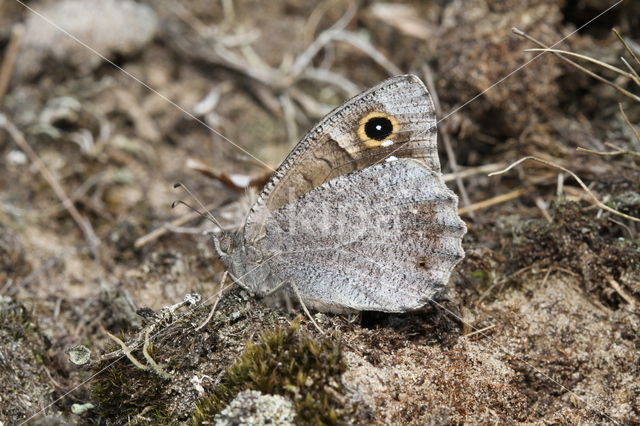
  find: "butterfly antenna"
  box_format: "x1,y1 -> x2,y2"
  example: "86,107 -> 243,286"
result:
172,182 -> 223,229
170,199 -> 220,227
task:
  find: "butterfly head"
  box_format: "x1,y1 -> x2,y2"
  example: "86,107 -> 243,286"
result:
211,230 -> 241,259
212,230 -> 267,293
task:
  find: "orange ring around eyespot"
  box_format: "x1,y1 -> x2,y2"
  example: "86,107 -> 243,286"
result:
357,111 -> 399,148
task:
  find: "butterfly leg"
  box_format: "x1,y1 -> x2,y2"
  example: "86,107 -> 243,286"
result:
289,282 -> 325,335
261,280 -> 292,310
263,280 -> 288,297
227,272 -> 252,292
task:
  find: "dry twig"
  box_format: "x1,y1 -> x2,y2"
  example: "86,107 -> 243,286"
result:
301,68 -> 360,97
525,47 -> 640,84
607,277 -> 636,308
513,28 -> 640,103
103,329 -> 148,371
489,156 -> 640,223
535,196 -> 553,223
463,324 -> 497,340
287,4 -> 356,83
195,272 -> 230,332
423,66 -> 475,220
613,28 -> 640,68
279,93 -> 298,145
458,189 -> 527,216
618,103 -> 640,149
577,143 -> 640,158
333,31 -> 402,76
442,162 -> 507,183
0,25 -> 23,102
0,114 -> 101,259
186,157 -> 270,191
103,329 -> 172,379
142,330 -> 173,379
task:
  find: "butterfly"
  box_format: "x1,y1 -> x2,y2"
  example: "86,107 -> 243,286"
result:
214,75 -> 466,313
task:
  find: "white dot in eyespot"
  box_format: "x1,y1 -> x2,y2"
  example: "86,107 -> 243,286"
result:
229,174 -> 251,188
381,140 -> 394,147
385,156 -> 398,162
376,124 -> 382,131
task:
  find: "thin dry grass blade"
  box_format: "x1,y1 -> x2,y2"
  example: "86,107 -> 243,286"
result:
514,28 -> 640,103
619,103 -> 640,147
620,57 -> 640,79
525,48 -> 639,83
613,28 -> 640,68
458,189 -> 527,216
489,156 -> 640,223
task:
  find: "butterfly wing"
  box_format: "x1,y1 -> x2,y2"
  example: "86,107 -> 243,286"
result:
255,159 -> 466,313
245,75 -> 439,243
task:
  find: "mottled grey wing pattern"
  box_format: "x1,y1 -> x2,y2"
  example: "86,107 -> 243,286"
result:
244,75 -> 439,243
219,74 -> 467,313
255,159 -> 466,313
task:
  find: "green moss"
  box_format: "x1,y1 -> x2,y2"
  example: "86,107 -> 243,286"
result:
192,320 -> 350,425
90,344 -> 171,424
470,270 -> 488,280
0,299 -> 48,367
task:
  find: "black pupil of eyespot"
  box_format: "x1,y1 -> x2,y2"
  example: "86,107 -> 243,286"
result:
364,116 -> 393,140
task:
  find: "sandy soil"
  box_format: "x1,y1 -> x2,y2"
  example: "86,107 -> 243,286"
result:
0,0 -> 638,424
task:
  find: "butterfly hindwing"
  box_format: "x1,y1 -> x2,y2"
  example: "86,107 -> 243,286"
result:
254,159 -> 465,312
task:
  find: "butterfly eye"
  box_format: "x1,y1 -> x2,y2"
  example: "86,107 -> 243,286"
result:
212,232 -> 232,257
357,112 -> 399,148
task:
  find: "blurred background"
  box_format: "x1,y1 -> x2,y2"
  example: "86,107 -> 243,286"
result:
1,0 -> 639,423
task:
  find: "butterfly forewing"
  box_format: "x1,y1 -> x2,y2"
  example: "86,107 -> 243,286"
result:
244,75 -> 439,243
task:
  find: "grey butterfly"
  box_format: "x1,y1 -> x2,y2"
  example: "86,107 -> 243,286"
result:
214,75 -> 466,313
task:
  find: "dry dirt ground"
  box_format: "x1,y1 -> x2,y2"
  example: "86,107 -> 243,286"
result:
1,0 -> 639,424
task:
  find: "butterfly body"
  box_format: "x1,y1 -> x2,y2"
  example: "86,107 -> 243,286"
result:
215,75 -> 466,313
